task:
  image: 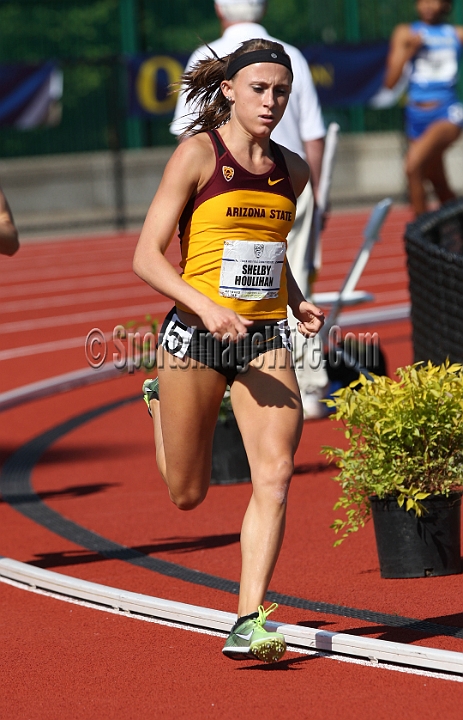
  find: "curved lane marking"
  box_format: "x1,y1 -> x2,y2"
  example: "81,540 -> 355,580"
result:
1,393 -> 463,645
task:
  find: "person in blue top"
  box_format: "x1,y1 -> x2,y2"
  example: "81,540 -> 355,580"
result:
385,0 -> 463,216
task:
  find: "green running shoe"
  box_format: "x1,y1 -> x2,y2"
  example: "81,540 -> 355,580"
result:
142,377 -> 159,417
222,603 -> 286,663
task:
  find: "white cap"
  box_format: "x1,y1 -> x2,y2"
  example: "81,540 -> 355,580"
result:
215,0 -> 266,23
216,0 -> 265,5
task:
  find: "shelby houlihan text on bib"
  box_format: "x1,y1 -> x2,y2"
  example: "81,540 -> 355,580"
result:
219,240 -> 286,300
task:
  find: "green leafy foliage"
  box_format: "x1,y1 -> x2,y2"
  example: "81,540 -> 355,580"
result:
124,314 -> 158,372
322,361 -> 463,544
218,387 -> 234,422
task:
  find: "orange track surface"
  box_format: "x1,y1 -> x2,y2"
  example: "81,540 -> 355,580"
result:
2,206 -> 463,719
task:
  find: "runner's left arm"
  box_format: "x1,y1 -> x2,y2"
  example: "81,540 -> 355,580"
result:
384,24 -> 422,89
280,147 -> 325,336
286,260 -> 325,338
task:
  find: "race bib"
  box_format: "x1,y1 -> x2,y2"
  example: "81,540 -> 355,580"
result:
414,48 -> 458,84
277,318 -> 293,352
449,102 -> 463,125
160,313 -> 194,358
219,240 -> 286,301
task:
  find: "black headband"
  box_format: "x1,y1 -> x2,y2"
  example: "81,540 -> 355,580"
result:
225,49 -> 293,81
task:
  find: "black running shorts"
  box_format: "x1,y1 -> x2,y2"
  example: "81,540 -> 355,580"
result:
158,307 -> 292,384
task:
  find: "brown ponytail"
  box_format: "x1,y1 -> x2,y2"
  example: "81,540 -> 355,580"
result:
177,38 -> 289,138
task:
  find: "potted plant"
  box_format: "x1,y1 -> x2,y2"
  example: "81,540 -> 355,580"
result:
322,360 -> 463,578
211,386 -> 251,485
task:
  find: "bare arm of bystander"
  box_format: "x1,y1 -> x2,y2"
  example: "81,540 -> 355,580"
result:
384,24 -> 423,90
303,137 -> 325,203
0,187 -> 19,256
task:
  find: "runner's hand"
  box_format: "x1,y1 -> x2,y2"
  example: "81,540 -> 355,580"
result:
404,31 -> 424,60
295,301 -> 325,338
200,305 -> 253,342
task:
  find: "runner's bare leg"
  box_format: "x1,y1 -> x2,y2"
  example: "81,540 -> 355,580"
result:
230,348 -> 303,616
405,120 -> 461,215
150,346 -> 227,508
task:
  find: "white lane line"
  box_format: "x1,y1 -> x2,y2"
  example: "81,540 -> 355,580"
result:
361,289 -> 410,304
315,271 -> 409,292
0,333 -> 123,362
336,303 -> 410,326
320,246 -> 406,264
5,246 -> 136,270
2,286 -> 156,314
0,366 -> 121,411
0,272 -> 138,299
0,563 -> 461,680
0,301 -> 172,335
2,259 -> 139,284
319,256 -> 406,276
0,335 -> 91,362
5,246 -> 179,271
0,576 -> 228,639
1,314 -> 161,361
14,234 -> 137,255
8,268 -> 402,305
315,289 -> 409,306
0,303 -> 410,363
3,252 -> 179,284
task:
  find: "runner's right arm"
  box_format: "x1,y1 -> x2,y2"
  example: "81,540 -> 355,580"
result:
133,136 -> 252,341
384,24 -> 422,89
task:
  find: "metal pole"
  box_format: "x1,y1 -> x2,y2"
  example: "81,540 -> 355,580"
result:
119,0 -> 143,149
453,0 -> 463,24
344,0 -> 364,132
107,57 -> 127,231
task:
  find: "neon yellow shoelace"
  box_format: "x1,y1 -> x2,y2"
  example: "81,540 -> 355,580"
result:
256,602 -> 279,628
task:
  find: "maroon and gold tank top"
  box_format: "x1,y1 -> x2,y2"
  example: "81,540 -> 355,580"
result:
177,129 -> 297,320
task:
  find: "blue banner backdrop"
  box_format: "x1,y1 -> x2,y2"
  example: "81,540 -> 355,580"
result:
0,44 -> 391,127
0,61 -> 62,128
127,53 -> 189,117
126,42 -> 390,118
301,42 -> 389,106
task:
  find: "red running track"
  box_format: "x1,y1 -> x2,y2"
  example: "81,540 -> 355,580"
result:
2,206 -> 463,719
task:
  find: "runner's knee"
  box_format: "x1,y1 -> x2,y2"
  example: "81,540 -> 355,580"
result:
252,457 -> 294,505
168,485 -> 207,511
405,155 -> 423,179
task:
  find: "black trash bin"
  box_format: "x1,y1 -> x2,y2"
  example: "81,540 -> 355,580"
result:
404,198 -> 463,364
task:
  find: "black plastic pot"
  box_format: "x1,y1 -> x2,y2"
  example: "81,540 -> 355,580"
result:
370,493 -> 462,579
210,413 -> 251,485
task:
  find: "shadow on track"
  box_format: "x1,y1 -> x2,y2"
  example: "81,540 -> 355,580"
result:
235,655 -> 316,671
293,461 -> 332,475
28,532 -> 241,569
336,612 -> 463,643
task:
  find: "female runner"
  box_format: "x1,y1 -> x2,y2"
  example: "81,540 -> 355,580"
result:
133,38 -> 325,663
385,0 -> 463,216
